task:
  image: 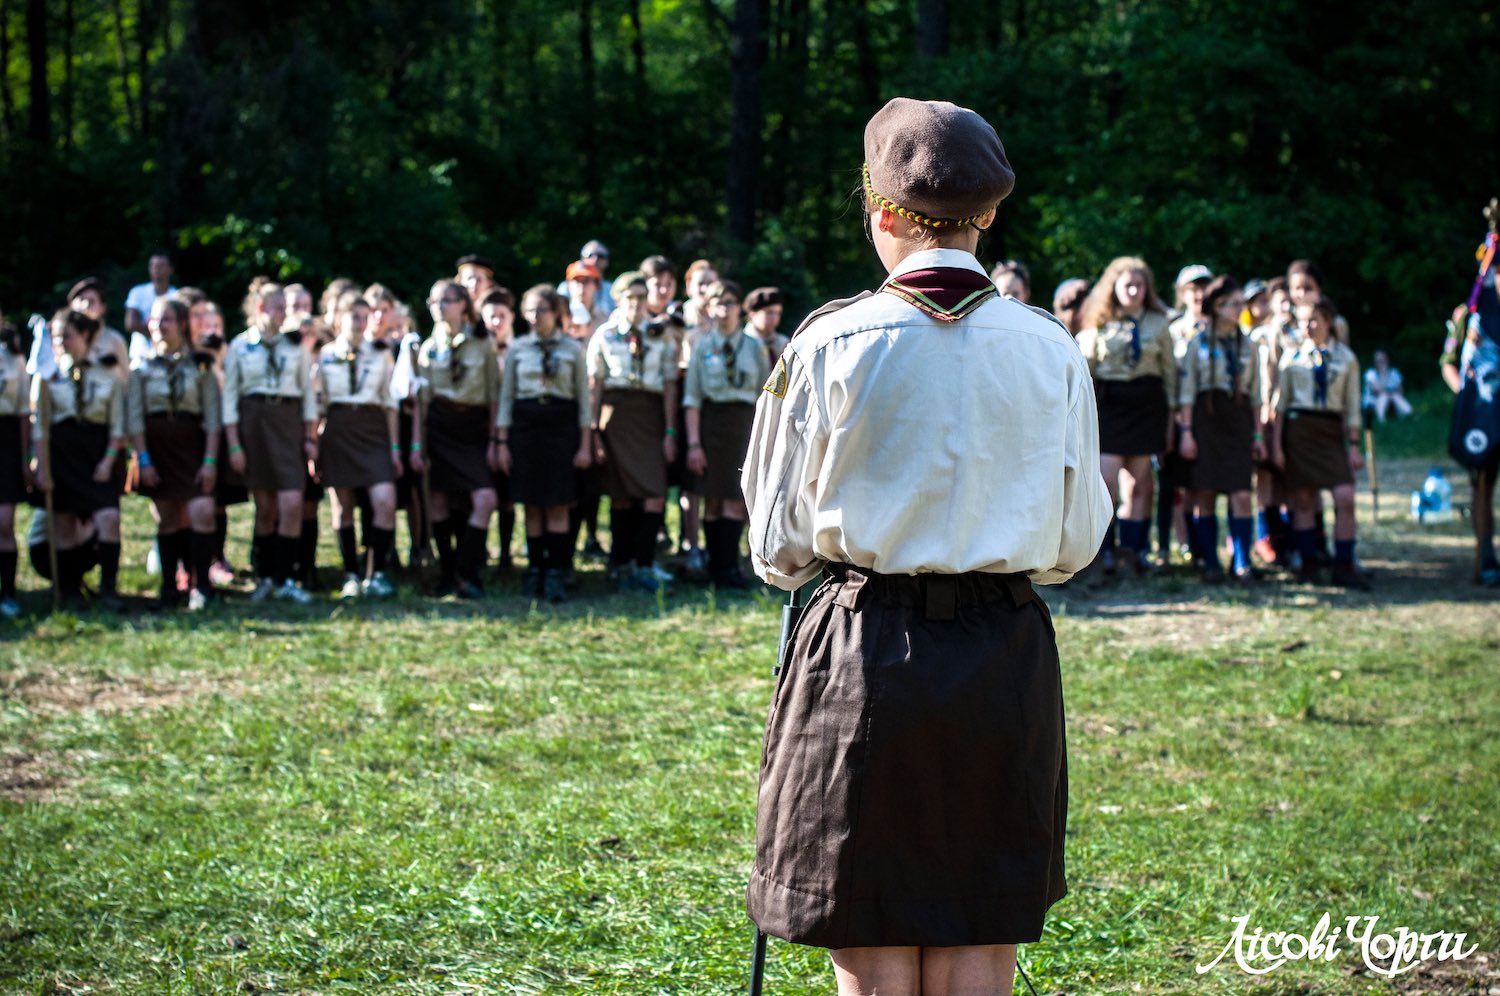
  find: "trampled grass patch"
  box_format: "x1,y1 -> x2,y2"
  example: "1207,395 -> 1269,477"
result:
1,465 -> 1497,994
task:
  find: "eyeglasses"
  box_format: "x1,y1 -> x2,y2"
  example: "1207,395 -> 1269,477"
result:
717,298 -> 741,308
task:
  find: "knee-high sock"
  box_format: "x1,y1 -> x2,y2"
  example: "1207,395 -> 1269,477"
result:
272,534 -> 296,585
1156,479 -> 1175,557
337,525 -> 360,576
1104,516 -> 1118,554
458,524 -> 488,584
369,526 -> 394,576
55,546 -> 81,598
156,531 -> 184,596
1195,514 -> 1220,571
251,533 -> 269,581
214,511 -> 228,562
635,510 -> 664,568
432,519 -> 456,584
1293,528 -> 1319,566
610,506 -> 640,568
98,540 -> 121,595
298,518 -> 318,585
525,532 -> 545,570
1229,516 -> 1254,573
1334,538 -> 1356,566
190,531 -> 215,593
0,549 -> 16,599
499,508 -> 516,564
703,519 -> 725,575
548,531 -> 573,574
720,518 -> 744,573
1118,518 -> 1149,554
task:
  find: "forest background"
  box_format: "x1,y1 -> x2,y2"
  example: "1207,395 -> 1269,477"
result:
1,0 -> 1496,380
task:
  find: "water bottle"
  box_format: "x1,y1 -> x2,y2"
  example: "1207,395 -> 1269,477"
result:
1415,467 -> 1455,523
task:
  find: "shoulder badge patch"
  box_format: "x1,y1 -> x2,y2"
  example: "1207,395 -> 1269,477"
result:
763,357 -> 788,398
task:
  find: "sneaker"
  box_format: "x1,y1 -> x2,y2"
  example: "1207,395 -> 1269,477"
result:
455,580 -> 484,600
362,573 -> 394,598
684,547 -> 707,574
339,573 -> 363,599
1331,563 -> 1371,591
250,578 -> 275,602
1252,537 -> 1279,566
542,569 -> 568,603
649,562 -> 676,583
273,580 -> 312,605
186,589 -> 208,612
0,597 -> 19,619
1481,564 -> 1500,587
581,538 -> 608,560
520,567 -> 543,598
146,546 -> 161,576
621,566 -> 670,593
209,560 -> 237,586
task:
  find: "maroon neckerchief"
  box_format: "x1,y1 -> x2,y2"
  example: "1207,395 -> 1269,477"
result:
881,267 -> 998,323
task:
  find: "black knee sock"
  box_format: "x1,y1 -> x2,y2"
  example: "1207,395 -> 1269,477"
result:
526,533 -> 545,570
499,509 -> 516,564
1156,481 -> 1174,557
369,527 -> 394,575
252,533 -> 269,580
273,534 -> 296,585
55,546 -> 80,598
299,518 -> 318,585
548,531 -> 573,574
458,524 -> 489,584
358,496 -> 373,555
214,511 -> 228,561
610,506 -> 639,568
635,510 -> 665,568
432,519 -> 456,583
722,518 -> 744,572
98,541 -> 121,596
337,525 -> 359,575
156,531 -> 183,596
0,549 -> 15,598
190,531 -> 215,593
703,519 -> 725,575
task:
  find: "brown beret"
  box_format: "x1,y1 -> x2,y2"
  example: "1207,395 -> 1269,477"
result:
863,97 -> 1014,227
744,287 -> 783,312
68,276 -> 103,302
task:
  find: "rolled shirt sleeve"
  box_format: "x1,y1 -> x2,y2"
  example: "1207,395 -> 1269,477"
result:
743,353 -> 826,590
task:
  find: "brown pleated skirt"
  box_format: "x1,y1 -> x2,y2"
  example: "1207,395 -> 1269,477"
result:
214,429 -> 250,506
510,398 -> 580,507
1283,410 -> 1354,491
34,419 -> 123,516
0,414 -> 27,505
239,395 -> 308,492
697,399 -> 755,501
141,413 -> 208,502
1187,390 -> 1254,494
1096,375 -> 1169,457
600,389 -> 667,500
748,565 -> 1067,949
427,399 -> 493,494
319,404 -> 394,489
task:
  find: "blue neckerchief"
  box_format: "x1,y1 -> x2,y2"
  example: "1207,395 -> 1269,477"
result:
1313,347 -> 1329,406
1124,317 -> 1141,367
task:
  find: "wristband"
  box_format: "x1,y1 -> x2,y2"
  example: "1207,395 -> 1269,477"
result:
137,451 -> 152,468
228,444 -> 243,455
411,442 -> 423,451
203,455 -> 217,467
1252,433 -> 1264,442
105,446 -> 118,459
664,426 -> 678,437
391,443 -> 401,451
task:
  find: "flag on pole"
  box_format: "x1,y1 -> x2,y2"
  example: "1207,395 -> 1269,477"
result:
26,314 -> 58,381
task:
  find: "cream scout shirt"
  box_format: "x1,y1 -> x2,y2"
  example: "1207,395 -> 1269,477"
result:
318,337 -> 396,411
1074,312 -> 1176,385
1178,327 -> 1262,405
683,328 -> 770,407
497,333 -> 591,430
89,327 -> 131,384
31,356 -> 126,440
0,350 -> 30,419
743,248 -> 1111,589
222,329 -> 319,425
419,322 -> 499,408
1277,338 -> 1362,429
587,321 -> 679,394
127,351 -> 223,435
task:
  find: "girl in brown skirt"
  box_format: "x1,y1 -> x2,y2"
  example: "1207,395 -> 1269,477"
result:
1074,257 -> 1175,575
1272,298 -> 1367,588
222,281 -> 319,605
182,291 -> 243,586
419,280 -> 499,598
128,297 -> 223,610
31,309 -> 128,609
588,274 -> 680,592
0,313 -> 31,618
684,280 -> 769,588
318,292 -> 401,599
1176,276 -> 1264,583
497,285 -> 591,602
480,288 -> 519,573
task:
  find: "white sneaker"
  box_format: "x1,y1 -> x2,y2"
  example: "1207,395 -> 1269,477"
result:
146,547 -> 161,576
339,573 -> 363,599
361,572 -> 394,598
0,597 -> 19,619
186,589 -> 207,612
250,578 -> 275,602
273,580 -> 312,605
650,562 -> 676,583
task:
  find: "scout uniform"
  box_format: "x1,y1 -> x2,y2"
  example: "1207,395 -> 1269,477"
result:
587,315 -> 679,578
128,347 -> 223,502
743,98 -> 1110,954
222,325 -> 318,492
682,324 -> 769,583
498,327 -> 590,592
1075,309 -> 1176,456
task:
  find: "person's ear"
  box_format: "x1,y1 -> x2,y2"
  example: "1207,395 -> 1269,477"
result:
972,208 -> 998,232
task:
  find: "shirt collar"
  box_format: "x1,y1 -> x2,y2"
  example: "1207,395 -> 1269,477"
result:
882,248 -> 987,286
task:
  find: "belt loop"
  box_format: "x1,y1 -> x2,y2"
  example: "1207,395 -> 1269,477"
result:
924,575 -> 957,622
1002,574 -> 1035,608
831,566 -> 868,611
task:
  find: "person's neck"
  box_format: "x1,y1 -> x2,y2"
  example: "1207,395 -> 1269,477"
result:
157,339 -> 184,356
153,279 -> 170,293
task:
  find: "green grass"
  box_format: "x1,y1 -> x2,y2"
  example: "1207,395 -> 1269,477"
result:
1,496 -> 1497,994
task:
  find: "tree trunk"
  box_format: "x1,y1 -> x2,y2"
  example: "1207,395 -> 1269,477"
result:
852,0 -> 879,109
1015,0 -> 1026,42
764,0 -> 807,216
138,0 -> 157,137
62,0 -> 73,150
25,0 -> 46,144
109,0 -> 139,135
915,0 -> 947,58
726,0 -> 765,251
577,0 -> 599,212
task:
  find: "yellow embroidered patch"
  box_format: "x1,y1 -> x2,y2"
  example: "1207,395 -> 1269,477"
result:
763,357 -> 788,398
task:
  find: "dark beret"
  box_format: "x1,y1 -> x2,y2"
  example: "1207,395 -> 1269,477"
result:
863,98 -> 1014,226
454,254 -> 496,276
744,287 -> 783,312
68,276 -> 102,302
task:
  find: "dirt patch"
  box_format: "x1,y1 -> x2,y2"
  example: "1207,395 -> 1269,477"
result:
1383,948 -> 1500,993
0,748 -> 88,804
0,666 -> 236,718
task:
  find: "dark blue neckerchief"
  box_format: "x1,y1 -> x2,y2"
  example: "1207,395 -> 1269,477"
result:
1313,346 -> 1330,406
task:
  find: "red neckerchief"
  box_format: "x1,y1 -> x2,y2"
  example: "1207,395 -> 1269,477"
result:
881,267 -> 998,323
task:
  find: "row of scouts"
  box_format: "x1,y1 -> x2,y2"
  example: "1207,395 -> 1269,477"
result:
1000,256 -> 1368,588
0,248 -> 784,614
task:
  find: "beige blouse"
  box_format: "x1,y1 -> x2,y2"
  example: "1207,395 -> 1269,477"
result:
1075,311 -> 1176,385
497,333 -> 591,430
89,327 -> 131,383
1178,327 -> 1262,406
222,329 -> 319,424
31,356 -> 126,440
1276,338 -> 1362,429
587,321 -> 680,394
127,351 -> 224,435
319,337 -> 397,410
419,322 -> 499,408
0,349 -> 31,419
683,328 -> 770,407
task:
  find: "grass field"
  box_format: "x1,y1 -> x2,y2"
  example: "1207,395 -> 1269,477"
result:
2,397 -> 1497,994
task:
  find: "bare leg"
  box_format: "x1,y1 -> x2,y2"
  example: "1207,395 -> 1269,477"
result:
922,944 -> 1018,996
831,947 -> 920,996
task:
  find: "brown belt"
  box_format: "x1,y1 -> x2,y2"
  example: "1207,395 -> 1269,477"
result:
824,563 -> 1035,622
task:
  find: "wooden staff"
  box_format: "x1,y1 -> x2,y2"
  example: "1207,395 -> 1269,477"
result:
1364,425 -> 1378,519
418,391 -> 433,584
36,383 -> 60,611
